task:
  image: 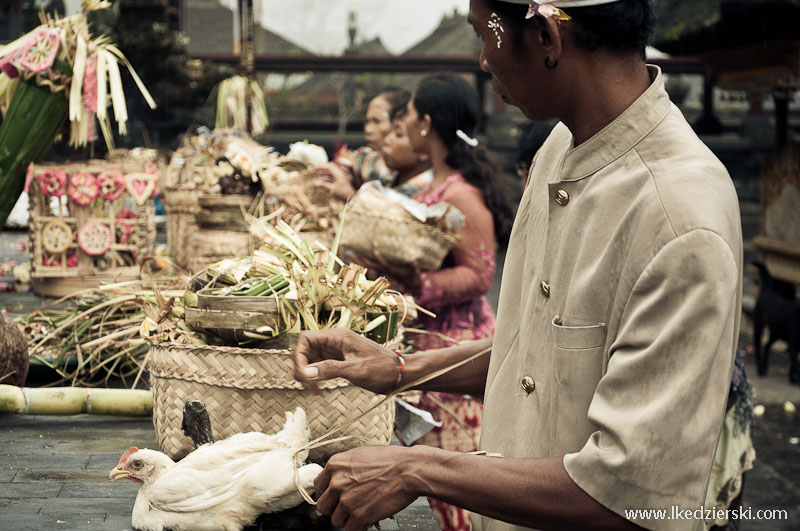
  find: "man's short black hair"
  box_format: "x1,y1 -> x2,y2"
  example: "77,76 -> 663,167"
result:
486,0 -> 654,58
569,0 -> 654,58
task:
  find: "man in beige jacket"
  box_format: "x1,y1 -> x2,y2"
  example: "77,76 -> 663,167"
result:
293,1 -> 742,530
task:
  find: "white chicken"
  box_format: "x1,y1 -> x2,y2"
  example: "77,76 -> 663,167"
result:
109,407 -> 323,531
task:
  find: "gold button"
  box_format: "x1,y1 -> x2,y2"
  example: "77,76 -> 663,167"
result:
540,281 -> 550,298
555,189 -> 570,206
521,376 -> 536,394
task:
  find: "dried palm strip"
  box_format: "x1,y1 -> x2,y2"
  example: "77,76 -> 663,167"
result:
293,345 -> 494,505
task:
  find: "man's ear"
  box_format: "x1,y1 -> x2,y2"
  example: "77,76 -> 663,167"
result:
537,16 -> 564,64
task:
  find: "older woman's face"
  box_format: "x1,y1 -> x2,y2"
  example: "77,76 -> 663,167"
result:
364,96 -> 393,150
469,0 -> 549,120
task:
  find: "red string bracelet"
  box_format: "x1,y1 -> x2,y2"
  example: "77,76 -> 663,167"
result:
381,351 -> 406,395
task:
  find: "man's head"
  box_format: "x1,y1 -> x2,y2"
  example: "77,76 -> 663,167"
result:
468,0 -> 654,120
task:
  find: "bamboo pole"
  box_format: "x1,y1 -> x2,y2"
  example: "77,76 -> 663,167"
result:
0,385 -> 152,416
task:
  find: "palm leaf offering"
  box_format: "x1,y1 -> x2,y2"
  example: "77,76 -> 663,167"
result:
17,277 -> 188,388
214,75 -> 269,136
180,212 -> 416,344
0,0 -> 155,229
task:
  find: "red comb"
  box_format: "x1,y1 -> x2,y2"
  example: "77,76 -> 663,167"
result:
118,447 -> 139,466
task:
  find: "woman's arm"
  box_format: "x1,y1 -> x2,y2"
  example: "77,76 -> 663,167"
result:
408,184 -> 497,309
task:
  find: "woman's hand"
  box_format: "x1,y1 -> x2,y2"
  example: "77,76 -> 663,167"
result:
293,329 -> 401,394
315,163 -> 357,202
314,445 -> 426,531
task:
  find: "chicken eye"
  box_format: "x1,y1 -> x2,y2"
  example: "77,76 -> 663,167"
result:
130,460 -> 143,469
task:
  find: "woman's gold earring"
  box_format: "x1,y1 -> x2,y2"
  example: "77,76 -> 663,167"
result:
418,154 -> 429,162
421,130 -> 427,137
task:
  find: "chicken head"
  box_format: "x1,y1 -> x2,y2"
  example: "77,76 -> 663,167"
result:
109,447 -> 174,484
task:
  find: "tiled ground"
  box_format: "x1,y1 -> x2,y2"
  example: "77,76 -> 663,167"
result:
0,414 -> 439,531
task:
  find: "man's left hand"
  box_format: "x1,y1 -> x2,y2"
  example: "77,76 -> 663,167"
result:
314,445 -> 423,531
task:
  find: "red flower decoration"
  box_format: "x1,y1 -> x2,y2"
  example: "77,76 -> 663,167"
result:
67,172 -> 99,206
97,170 -> 125,201
37,170 -> 67,197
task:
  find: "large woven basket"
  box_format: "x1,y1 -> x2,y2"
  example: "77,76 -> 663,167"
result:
341,185 -> 458,271
341,210 -> 456,271
149,343 -> 394,463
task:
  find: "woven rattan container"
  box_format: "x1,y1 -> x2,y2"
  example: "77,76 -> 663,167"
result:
342,210 -> 454,270
341,183 -> 459,270
149,343 -> 394,462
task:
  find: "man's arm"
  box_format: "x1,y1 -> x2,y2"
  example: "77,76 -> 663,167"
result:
315,446 -> 644,531
293,329 -> 491,396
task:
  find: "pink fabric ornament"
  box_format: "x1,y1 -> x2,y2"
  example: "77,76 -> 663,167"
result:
83,56 -> 98,113
77,222 -> 112,256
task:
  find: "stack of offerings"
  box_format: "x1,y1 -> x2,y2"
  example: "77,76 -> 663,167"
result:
341,181 -> 465,270
161,129 -> 268,272
146,215 -> 412,462
162,129 -> 341,272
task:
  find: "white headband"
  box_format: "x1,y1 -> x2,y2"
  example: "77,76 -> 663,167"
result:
499,0 -> 621,7
499,0 -> 621,20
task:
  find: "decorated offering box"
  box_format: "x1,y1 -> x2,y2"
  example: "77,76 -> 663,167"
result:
27,159 -> 158,296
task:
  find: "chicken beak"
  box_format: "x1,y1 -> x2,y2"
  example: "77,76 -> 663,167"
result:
109,466 -> 133,481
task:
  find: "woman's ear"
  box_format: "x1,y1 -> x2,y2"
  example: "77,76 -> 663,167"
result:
422,113 -> 433,132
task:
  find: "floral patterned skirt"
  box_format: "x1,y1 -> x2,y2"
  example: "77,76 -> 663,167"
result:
405,296 -> 495,531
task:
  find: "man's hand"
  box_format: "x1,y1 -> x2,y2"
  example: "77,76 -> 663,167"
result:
314,446 -> 423,531
293,329 -> 401,394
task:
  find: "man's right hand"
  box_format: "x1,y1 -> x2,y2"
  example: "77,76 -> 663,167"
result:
293,329 -> 402,394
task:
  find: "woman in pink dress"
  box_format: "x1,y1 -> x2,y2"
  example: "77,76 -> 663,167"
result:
373,74 -> 514,531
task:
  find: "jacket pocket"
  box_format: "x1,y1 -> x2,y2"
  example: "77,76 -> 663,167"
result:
551,316 -> 607,453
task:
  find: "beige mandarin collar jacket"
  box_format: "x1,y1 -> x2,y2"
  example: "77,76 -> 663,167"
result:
476,66 -> 743,531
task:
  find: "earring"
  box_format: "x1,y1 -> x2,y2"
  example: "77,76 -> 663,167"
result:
420,129 -> 427,137
488,13 -> 504,49
418,154 -> 429,162
545,57 -> 558,69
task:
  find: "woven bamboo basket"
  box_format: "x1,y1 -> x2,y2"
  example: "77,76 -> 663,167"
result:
341,184 -> 459,271
184,287 -> 283,342
196,194 -> 255,231
160,187 -> 201,271
149,343 -> 395,463
341,210 -> 457,271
